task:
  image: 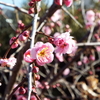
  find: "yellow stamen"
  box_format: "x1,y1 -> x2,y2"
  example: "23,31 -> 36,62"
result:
38,47 -> 48,57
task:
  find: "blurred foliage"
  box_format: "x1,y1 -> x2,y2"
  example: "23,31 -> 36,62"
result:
0,0 -> 99,56
0,10 -> 16,57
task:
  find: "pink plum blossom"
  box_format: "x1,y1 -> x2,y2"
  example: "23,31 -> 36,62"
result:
85,10 -> 95,22
51,9 -> 63,22
55,53 -> 64,62
54,32 -> 76,54
7,57 -> 17,68
63,68 -> 70,76
9,37 -> 19,49
64,0 -> 73,7
35,81 -> 44,89
82,56 -> 89,64
42,26 -> 52,35
50,22 -> 55,28
85,21 -> 94,29
0,58 -> 8,67
53,32 -> 60,37
65,24 -> 72,32
89,55 -> 95,61
0,57 -> 16,68
24,49 -> 34,63
31,42 -> 54,66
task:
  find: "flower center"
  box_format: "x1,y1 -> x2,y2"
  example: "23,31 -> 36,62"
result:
60,43 -> 68,48
38,47 -> 48,57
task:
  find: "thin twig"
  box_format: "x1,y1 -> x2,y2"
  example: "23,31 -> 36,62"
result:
81,0 -> 86,24
87,23 -> 95,42
62,6 -> 83,28
28,1 -> 41,100
0,1 -> 34,17
77,42 -> 100,46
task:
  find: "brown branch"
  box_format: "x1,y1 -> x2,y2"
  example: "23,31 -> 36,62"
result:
0,1 -> 34,17
7,77 -> 27,100
3,42 -> 30,100
49,47 -> 87,85
3,22 -> 32,58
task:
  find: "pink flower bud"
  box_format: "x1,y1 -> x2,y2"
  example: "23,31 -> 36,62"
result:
31,95 -> 37,100
28,8 -> 34,14
9,37 -> 19,49
56,83 -> 60,87
82,56 -> 89,64
29,1 -> 34,7
19,31 -> 30,41
89,55 -> 95,61
19,87 -> 26,95
18,21 -> 25,30
43,82 -> 50,89
55,53 -> 64,62
42,26 -> 51,35
35,74 -> 40,80
48,37 -> 54,44
63,68 -> 70,76
24,49 -> 34,63
77,61 -> 82,66
89,71 -> 93,75
64,0 -> 73,7
17,95 -> 26,100
54,0 -> 63,6
50,22 -> 55,28
85,10 -> 95,22
32,66 -> 39,73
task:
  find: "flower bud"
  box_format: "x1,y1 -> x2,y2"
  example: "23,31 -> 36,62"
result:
35,74 -> 40,80
19,87 -> 26,95
54,0 -> 63,6
9,37 -> 19,49
28,8 -> 34,14
64,0 -> 73,7
32,66 -> 39,73
29,1 -> 34,7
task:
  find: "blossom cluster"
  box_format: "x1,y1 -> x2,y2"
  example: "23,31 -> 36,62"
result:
85,10 -> 95,28
9,30 -> 30,49
0,57 -> 17,68
28,0 -> 41,14
24,32 -> 76,66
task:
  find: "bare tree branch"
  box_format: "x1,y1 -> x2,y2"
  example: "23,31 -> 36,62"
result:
0,1 -> 34,17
